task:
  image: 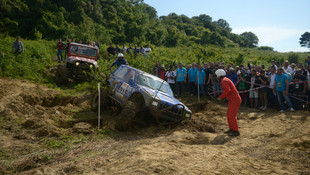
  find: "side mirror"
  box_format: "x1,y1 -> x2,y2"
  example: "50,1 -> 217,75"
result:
128,78 -> 134,85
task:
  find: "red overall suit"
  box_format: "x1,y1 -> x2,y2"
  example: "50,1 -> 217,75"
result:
220,77 -> 241,131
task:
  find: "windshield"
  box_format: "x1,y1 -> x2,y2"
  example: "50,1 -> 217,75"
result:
136,73 -> 174,97
70,45 -> 97,57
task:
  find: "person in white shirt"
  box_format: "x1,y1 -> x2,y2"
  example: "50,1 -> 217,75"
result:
282,60 -> 294,74
144,44 -> 152,54
165,66 -> 176,94
271,60 -> 278,70
268,66 -> 278,108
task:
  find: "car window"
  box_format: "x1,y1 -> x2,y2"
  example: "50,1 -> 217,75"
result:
70,45 -> 97,57
115,67 -> 130,79
124,69 -> 136,83
136,73 -> 173,97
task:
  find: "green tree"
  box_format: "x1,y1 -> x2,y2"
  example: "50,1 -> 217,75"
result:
240,32 -> 259,47
299,31 -> 310,49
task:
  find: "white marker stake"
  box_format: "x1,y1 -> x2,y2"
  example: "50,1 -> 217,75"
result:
98,83 -> 100,129
197,71 -> 200,102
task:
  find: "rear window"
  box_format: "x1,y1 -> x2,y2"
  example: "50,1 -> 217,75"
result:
115,67 -> 130,79
70,45 -> 97,57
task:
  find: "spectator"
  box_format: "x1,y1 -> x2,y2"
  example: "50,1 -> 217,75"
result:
204,64 -> 213,95
127,44 -> 133,54
165,66 -> 176,94
308,56 -> 310,66
57,38 -> 65,63
65,39 -> 70,59
134,45 -> 140,56
12,36 -> 24,55
212,64 -> 221,98
121,44 -> 127,53
144,44 -> 152,54
159,64 -> 166,80
111,53 -> 128,68
188,62 -> 198,95
283,60 -> 294,74
271,60 -> 278,70
235,66 -> 241,75
268,66 -> 278,108
227,68 -> 238,85
298,64 -> 307,77
153,62 -> 160,77
247,69 -> 260,108
273,68 -> 294,112
139,45 -> 145,55
106,43 -> 115,59
238,69 -> 248,107
291,63 -> 296,75
196,65 -> 206,96
95,40 -> 100,49
175,63 -> 187,97
292,69 -> 307,110
115,44 -> 121,55
258,70 -> 269,110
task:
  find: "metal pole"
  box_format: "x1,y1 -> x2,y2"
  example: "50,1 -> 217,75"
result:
98,83 -> 100,129
197,71 -> 200,102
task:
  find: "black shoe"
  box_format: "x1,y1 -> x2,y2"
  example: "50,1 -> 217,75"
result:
228,131 -> 240,136
224,129 -> 233,134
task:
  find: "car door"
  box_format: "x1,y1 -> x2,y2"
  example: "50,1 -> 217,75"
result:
110,66 -> 130,103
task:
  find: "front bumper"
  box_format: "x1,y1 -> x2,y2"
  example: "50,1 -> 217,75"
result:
149,102 -> 192,124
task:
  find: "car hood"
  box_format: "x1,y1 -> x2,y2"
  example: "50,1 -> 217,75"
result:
141,86 -> 191,112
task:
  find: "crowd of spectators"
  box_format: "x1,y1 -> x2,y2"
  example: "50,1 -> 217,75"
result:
106,43 -> 151,59
153,57 -> 310,112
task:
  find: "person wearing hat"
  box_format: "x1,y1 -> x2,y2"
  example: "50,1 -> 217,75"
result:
111,53 -> 128,68
215,69 -> 241,136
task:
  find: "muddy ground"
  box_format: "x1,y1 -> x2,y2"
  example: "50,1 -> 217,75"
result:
0,78 -> 309,175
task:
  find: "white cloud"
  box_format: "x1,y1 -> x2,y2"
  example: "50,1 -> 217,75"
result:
232,26 -> 307,52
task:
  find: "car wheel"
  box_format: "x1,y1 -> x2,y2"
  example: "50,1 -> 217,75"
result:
115,101 -> 139,131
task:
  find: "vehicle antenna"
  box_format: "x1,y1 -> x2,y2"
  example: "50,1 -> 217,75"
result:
153,79 -> 165,100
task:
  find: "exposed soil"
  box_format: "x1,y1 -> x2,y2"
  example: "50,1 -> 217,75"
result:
0,78 -> 309,174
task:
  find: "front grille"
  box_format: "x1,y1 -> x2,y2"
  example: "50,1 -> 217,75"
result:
158,103 -> 183,116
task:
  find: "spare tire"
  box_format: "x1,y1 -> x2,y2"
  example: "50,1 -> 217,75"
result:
55,65 -> 69,85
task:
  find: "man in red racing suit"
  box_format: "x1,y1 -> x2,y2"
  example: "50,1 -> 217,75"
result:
216,69 -> 241,136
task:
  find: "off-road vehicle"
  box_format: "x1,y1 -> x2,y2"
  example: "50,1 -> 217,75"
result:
92,65 -> 192,130
55,42 -> 99,84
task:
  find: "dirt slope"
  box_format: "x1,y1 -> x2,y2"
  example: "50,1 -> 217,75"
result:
0,78 -> 309,175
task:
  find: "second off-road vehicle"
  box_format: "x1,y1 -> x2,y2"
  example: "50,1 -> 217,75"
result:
55,42 -> 99,84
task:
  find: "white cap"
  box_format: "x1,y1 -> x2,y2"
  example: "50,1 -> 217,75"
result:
118,53 -> 124,58
215,69 -> 226,77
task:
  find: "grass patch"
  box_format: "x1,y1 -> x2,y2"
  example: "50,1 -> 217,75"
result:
43,134 -> 86,150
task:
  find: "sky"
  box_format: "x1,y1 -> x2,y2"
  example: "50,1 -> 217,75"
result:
144,0 -> 310,52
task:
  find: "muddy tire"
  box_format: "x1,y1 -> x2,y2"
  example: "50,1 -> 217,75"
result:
91,88 -> 110,112
115,101 -> 138,131
55,65 -> 68,85
115,94 -> 145,131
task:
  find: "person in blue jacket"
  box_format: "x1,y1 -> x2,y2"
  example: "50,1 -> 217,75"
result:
111,53 -> 128,68
175,62 -> 187,97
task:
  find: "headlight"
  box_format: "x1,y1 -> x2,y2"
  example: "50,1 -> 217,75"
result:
152,101 -> 158,106
90,64 -> 93,68
75,62 -> 79,66
185,113 -> 191,118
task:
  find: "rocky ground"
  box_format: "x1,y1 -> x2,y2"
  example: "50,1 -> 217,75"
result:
0,78 -> 309,175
